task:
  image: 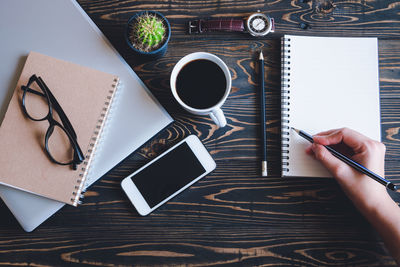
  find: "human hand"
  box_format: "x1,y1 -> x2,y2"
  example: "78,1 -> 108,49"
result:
305,127 -> 389,213
307,128 -> 400,263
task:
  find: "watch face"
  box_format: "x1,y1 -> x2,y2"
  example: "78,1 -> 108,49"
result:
247,13 -> 272,37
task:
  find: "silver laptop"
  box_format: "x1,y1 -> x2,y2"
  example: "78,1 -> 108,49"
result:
0,0 -> 173,231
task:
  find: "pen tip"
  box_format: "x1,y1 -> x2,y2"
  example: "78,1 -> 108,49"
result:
291,127 -> 299,134
259,51 -> 264,60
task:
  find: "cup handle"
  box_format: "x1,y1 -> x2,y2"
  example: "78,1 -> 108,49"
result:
209,108 -> 227,128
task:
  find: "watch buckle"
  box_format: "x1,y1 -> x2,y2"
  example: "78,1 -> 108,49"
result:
188,20 -> 202,34
270,18 -> 275,33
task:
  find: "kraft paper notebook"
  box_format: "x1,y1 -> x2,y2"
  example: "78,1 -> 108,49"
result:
281,35 -> 381,177
0,51 -> 119,205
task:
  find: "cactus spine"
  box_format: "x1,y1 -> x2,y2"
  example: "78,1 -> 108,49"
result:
129,12 -> 166,52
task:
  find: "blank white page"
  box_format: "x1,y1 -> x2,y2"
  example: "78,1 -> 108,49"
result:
281,35 -> 381,177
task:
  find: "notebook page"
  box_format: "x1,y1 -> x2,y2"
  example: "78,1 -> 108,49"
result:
283,35 -> 381,177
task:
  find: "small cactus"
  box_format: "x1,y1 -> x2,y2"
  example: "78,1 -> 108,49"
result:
129,12 -> 166,52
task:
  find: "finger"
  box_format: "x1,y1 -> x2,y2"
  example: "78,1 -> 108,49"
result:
313,129 -> 343,145
313,128 -> 370,152
311,143 -> 350,177
313,128 -> 340,137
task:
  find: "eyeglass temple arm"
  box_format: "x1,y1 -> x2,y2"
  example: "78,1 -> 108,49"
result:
38,78 -> 78,140
21,87 -> 42,96
21,75 -> 46,97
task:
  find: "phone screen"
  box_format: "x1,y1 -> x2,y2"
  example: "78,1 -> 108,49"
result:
131,142 -> 206,208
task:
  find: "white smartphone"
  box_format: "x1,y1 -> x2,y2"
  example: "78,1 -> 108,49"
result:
121,135 -> 216,216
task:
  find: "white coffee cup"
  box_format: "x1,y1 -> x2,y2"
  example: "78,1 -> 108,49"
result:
170,52 -> 231,128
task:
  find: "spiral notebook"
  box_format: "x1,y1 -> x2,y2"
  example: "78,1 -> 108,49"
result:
0,51 -> 119,206
281,35 -> 381,177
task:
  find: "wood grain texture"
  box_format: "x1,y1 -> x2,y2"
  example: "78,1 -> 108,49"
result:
1,0 -> 400,266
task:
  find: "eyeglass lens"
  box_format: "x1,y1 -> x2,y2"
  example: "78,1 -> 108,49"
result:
46,124 -> 76,164
23,79 -> 50,121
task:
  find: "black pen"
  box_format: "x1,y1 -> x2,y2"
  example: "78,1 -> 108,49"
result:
292,127 -> 397,191
259,51 -> 267,176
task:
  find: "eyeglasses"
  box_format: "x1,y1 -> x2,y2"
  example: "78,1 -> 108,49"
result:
21,74 -> 84,170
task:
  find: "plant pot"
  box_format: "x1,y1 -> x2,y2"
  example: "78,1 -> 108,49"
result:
125,11 -> 171,60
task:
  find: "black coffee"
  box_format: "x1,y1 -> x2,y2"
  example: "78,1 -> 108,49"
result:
176,59 -> 226,109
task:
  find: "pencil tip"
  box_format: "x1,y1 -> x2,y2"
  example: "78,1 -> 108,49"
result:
259,51 -> 264,60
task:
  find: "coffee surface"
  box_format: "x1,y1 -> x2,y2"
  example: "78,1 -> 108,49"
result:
176,59 -> 226,109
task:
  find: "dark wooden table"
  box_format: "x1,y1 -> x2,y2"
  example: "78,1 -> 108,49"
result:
1,0 -> 400,266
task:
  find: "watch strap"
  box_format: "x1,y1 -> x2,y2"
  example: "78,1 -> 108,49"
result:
189,19 -> 244,34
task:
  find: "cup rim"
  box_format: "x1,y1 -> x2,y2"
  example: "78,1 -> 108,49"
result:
170,52 -> 232,113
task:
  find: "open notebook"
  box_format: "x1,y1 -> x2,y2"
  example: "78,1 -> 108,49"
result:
281,35 -> 381,177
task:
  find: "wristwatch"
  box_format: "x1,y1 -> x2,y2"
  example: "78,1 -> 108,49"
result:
188,12 -> 275,37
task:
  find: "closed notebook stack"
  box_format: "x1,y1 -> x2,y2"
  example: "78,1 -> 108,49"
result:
0,51 -> 119,205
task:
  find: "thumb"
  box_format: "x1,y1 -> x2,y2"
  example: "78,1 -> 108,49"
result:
311,143 -> 348,177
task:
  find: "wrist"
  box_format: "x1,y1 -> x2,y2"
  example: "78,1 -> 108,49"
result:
337,172 -> 389,218
356,191 -> 400,263
355,190 -> 394,221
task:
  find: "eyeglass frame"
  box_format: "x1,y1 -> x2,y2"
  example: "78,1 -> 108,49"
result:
21,74 -> 84,170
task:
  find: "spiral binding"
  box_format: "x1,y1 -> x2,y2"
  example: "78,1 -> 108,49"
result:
70,77 -> 120,206
81,81 -> 123,189
281,37 -> 291,176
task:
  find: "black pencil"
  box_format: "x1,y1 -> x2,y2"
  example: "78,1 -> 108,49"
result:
259,51 -> 267,176
292,127 -> 397,191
